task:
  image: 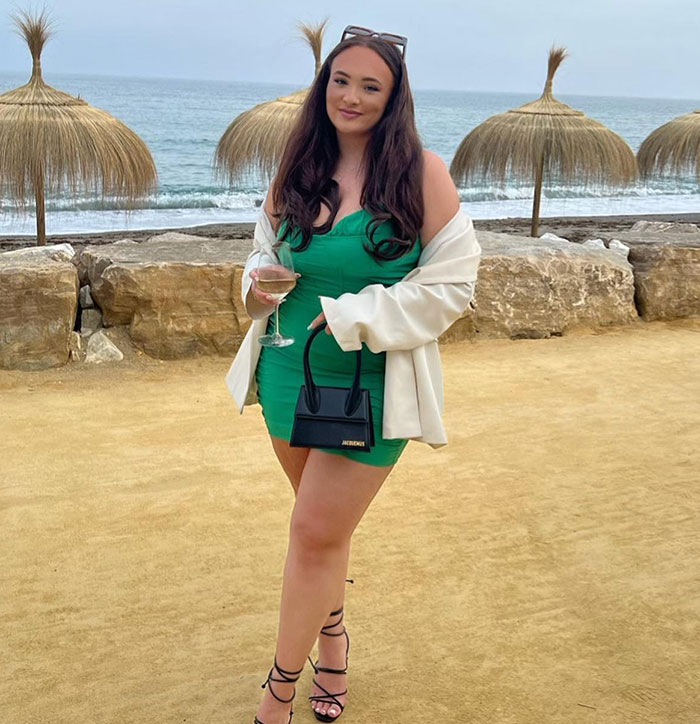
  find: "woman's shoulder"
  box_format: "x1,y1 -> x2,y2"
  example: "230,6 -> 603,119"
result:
420,149 -> 461,246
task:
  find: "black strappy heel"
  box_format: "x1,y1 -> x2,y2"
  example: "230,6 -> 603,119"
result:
253,656 -> 304,724
307,578 -> 354,722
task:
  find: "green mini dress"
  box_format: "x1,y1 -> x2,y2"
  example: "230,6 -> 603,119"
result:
255,209 -> 422,467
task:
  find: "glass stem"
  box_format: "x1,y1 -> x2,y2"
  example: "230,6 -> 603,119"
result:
274,302 -> 280,337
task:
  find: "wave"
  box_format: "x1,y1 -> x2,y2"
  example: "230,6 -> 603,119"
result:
0,188 -> 266,213
459,178 -> 700,203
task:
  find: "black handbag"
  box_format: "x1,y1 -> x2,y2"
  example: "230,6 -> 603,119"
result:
289,322 -> 375,452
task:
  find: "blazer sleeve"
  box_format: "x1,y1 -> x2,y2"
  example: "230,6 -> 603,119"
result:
319,280 -> 476,353
319,211 -> 482,353
241,201 -> 278,321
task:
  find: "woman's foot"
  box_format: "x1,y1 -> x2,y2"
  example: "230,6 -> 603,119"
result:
309,608 -> 349,720
253,658 -> 303,724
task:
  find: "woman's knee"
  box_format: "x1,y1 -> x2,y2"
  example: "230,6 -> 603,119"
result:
289,510 -> 351,556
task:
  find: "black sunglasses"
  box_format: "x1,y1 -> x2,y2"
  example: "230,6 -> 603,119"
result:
341,25 -> 408,59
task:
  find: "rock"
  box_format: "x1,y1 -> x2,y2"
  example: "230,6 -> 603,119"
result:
0,257 -> 79,370
69,331 -> 84,362
613,229 -> 700,321
79,284 -> 94,309
460,231 -> 638,340
540,232 -> 570,243
608,239 -> 630,260
80,308 -> 103,336
630,220 -> 700,235
582,238 -> 606,249
75,235 -> 255,359
85,330 -> 124,363
112,238 -> 139,246
0,242 -> 76,263
147,231 -> 206,244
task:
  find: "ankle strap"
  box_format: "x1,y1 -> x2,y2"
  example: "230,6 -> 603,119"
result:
261,656 -> 304,703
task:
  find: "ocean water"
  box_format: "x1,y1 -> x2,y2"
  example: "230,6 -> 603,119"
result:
1,71 -> 700,235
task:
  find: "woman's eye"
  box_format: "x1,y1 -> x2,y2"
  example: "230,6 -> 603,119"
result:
366,86 -> 379,92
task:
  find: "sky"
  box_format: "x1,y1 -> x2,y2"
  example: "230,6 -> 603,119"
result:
1,0 -> 699,100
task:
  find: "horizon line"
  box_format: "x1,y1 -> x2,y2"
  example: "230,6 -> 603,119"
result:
1,67 -> 700,105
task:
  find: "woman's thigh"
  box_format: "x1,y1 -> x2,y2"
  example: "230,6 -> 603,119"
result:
291,449 -> 395,547
270,435 -> 311,494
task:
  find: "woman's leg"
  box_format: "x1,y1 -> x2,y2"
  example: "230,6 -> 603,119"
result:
268,436 -> 353,718
254,448 -> 395,724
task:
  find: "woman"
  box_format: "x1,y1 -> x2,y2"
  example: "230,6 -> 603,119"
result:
228,26 -> 481,724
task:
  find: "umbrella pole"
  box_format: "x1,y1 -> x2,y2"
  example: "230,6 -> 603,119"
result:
33,169 -> 46,246
531,150 -> 545,238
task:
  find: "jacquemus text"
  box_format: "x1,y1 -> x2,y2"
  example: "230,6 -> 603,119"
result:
342,440 -> 366,447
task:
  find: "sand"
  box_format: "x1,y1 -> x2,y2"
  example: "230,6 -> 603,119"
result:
1,316 -> 699,723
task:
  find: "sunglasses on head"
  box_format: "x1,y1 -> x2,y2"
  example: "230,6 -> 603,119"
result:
341,25 -> 408,59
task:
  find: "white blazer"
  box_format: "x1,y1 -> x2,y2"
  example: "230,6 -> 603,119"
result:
224,203 -> 482,448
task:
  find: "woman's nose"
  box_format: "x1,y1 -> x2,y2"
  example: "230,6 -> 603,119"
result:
342,86 -> 359,105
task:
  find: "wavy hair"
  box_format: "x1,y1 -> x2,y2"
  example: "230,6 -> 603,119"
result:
271,34 -> 424,261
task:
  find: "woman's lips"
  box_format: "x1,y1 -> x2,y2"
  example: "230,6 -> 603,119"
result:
339,109 -> 362,118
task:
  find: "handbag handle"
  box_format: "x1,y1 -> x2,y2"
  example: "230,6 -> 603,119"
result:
303,322 -> 363,416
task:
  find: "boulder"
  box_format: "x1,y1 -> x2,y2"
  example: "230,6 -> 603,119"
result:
0,257 -> 79,370
85,330 -> 124,364
79,284 -> 94,309
0,242 -> 76,263
453,231 -> 638,340
612,229 -> 700,321
630,220 -> 700,234
80,308 -> 103,336
75,236 -> 255,359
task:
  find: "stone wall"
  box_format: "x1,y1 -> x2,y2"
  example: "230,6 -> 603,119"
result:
1,224 -> 698,371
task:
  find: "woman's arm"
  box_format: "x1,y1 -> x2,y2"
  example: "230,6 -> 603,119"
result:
420,150 -> 461,248
311,151 -> 481,352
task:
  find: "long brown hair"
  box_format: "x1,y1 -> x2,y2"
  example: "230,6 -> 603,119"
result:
272,34 -> 424,261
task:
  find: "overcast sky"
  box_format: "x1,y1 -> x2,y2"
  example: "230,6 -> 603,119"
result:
1,0 -> 699,100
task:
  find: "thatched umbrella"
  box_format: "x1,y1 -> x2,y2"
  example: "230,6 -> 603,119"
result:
0,10 -> 157,245
450,47 -> 638,237
215,19 -> 328,185
637,109 -> 700,182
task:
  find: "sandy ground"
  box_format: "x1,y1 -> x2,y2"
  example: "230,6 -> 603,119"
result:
1,318 -> 700,724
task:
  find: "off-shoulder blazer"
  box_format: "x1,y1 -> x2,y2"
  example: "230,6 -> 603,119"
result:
225,203 -> 482,448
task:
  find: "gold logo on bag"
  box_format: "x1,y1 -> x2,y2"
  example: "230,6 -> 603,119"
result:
342,440 -> 365,447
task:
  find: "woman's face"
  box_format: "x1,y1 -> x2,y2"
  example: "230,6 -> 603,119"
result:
325,45 -> 395,136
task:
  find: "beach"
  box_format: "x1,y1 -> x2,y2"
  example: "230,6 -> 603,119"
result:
3,211 -> 700,253
2,317 -> 699,723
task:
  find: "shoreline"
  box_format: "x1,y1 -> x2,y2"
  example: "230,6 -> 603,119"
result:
2,210 -> 700,252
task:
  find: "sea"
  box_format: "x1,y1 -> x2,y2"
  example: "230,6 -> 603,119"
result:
2,71 -> 700,236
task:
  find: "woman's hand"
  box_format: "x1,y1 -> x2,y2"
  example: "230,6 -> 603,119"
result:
307,311 -> 333,335
249,269 -> 301,306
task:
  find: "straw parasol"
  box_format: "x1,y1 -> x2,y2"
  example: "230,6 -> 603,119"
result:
0,10 -> 157,245
637,108 -> 700,182
450,47 -> 638,237
215,19 -> 328,185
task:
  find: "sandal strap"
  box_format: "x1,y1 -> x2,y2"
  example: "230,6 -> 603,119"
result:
307,655 -> 348,676
261,656 -> 304,704
307,678 -> 347,710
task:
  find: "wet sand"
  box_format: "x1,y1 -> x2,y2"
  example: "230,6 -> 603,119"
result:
1,317 -> 699,723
